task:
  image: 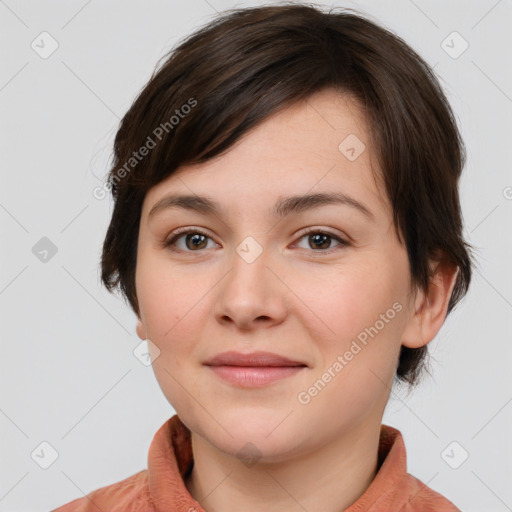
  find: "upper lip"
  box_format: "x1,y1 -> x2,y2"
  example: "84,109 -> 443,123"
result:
204,351 -> 307,367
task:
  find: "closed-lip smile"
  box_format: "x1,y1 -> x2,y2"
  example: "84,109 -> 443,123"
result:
203,351 -> 307,388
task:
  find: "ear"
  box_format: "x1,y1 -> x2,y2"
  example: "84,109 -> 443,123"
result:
401,258 -> 459,349
136,318 -> 147,341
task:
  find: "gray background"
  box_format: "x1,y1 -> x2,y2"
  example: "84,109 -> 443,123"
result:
1,0 -> 511,510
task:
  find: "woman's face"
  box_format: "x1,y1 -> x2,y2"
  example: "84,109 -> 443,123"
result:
135,89 -> 417,461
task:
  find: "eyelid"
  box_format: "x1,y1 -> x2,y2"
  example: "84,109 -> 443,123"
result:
295,225 -> 346,239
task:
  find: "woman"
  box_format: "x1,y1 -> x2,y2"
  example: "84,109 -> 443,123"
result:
53,3 -> 473,510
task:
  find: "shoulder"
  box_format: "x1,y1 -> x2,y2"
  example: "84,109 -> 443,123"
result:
50,469 -> 152,512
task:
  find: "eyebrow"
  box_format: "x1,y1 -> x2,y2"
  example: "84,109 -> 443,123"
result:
148,191 -> 375,221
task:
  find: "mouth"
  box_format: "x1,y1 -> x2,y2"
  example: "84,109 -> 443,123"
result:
203,351 -> 307,388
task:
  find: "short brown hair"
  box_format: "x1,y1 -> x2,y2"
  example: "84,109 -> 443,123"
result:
100,2 -> 475,388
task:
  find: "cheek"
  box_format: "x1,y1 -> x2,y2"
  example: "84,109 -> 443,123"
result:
139,263 -> 202,406
136,258 -> 212,381
305,278 -> 404,415
136,255 -> 195,337
293,261 -> 399,344
303,261 -> 406,386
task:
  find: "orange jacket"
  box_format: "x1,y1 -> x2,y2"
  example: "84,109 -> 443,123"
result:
52,415 -> 460,511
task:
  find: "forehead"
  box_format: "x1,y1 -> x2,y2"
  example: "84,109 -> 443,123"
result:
141,89 -> 388,223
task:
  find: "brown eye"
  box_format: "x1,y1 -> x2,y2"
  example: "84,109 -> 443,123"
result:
295,229 -> 349,253
308,233 -> 331,250
183,233 -> 209,250
164,230 -> 216,252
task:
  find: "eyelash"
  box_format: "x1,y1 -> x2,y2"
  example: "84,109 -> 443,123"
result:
163,226 -> 350,255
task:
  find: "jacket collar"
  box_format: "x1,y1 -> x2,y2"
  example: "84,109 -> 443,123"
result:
147,414 -> 408,511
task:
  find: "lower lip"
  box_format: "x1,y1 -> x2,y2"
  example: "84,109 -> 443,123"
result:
207,365 -> 306,387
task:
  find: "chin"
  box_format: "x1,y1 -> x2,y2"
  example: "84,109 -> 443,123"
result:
190,406 -> 304,451
230,414 -> 307,450
213,429 -> 305,465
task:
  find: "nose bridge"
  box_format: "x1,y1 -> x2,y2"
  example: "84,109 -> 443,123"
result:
230,234 -> 272,298
215,233 -> 284,326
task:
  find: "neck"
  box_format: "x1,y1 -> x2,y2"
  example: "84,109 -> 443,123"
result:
185,420 -> 381,512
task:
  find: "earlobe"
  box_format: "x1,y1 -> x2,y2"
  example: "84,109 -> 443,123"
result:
136,319 -> 146,341
401,260 -> 459,349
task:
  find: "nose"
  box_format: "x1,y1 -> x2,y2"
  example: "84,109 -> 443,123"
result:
213,240 -> 288,331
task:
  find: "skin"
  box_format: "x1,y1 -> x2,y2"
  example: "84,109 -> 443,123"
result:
135,88 -> 458,512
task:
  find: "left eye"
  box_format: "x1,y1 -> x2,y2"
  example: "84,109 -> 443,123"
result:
295,230 -> 348,251
164,229 -> 348,253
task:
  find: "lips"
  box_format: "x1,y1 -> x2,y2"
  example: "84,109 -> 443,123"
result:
203,350 -> 307,367
204,351 -> 307,388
